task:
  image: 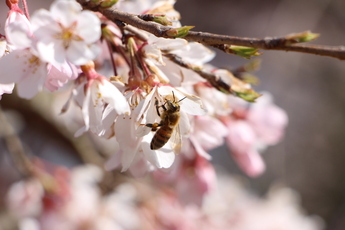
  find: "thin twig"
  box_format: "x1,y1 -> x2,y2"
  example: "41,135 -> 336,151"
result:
0,105 -> 33,177
77,0 -> 345,60
163,53 -> 233,94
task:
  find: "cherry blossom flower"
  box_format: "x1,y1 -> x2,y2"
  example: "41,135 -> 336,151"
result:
0,11 -> 46,99
144,35 -> 215,86
6,178 -> 44,219
222,94 -> 288,177
224,119 -> 266,177
189,115 -> 228,160
72,65 -> 131,137
0,0 -> 306,229
30,0 -> 101,66
5,10 -> 32,50
111,85 -> 206,173
4,165 -> 322,230
194,81 -> 232,116
0,10 -> 77,99
247,92 -> 288,145
153,152 -> 217,206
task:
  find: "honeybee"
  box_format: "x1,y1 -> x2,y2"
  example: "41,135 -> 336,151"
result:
146,92 -> 186,152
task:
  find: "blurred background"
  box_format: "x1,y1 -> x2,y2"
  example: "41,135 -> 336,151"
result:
175,0 -> 345,229
1,0 -> 345,229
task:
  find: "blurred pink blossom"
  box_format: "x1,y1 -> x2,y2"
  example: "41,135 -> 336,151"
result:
223,94 -> 288,177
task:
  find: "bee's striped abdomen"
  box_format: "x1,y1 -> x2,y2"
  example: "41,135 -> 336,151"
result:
150,126 -> 173,150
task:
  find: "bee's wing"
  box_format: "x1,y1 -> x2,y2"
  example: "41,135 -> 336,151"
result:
170,124 -> 182,154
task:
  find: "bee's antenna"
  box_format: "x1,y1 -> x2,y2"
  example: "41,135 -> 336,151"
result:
172,91 -> 186,103
178,96 -> 187,103
172,91 -> 176,102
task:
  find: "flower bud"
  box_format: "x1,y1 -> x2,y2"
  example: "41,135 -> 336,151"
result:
166,26 -> 194,38
100,0 -> 118,8
227,45 -> 261,59
139,14 -> 172,26
234,89 -> 261,102
286,31 -> 319,44
152,15 -> 172,26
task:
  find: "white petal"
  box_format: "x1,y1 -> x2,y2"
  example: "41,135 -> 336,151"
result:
76,11 -> 101,43
5,12 -> 32,49
72,80 -> 87,108
148,35 -> 187,51
66,41 -> 101,65
128,154 -> 153,177
0,83 -> 15,98
178,111 -> 190,136
132,86 -> 158,123
143,45 -> 164,65
180,97 -> 206,116
158,57 -> 206,86
98,105 -> 117,136
157,85 -> 177,96
16,62 -> 47,99
142,133 -> 175,168
104,151 -> 121,171
36,38 -> 66,66
79,86 -> 92,134
115,115 -> 141,171
98,78 -> 130,115
88,84 -> 106,134
31,9 -> 58,32
50,0 -> 82,27
0,39 -> 6,57
171,42 -> 215,65
0,49 -> 44,84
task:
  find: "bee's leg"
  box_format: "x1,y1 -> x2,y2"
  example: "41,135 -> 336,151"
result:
161,100 -> 167,111
155,98 -> 168,117
155,99 -> 161,117
146,122 -> 162,132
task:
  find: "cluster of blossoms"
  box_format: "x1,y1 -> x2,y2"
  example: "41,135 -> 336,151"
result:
0,0 -> 290,226
2,163 -> 323,230
0,0 -> 287,175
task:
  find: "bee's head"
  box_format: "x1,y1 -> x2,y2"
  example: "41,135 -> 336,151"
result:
166,100 -> 180,112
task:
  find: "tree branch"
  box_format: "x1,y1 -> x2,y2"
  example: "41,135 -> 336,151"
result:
163,52 -> 233,94
77,0 -> 345,60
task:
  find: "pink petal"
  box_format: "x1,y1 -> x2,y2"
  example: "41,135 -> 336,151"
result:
226,120 -> 257,153
45,62 -> 78,91
193,116 -> 228,151
248,104 -> 288,145
232,150 -> 266,177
